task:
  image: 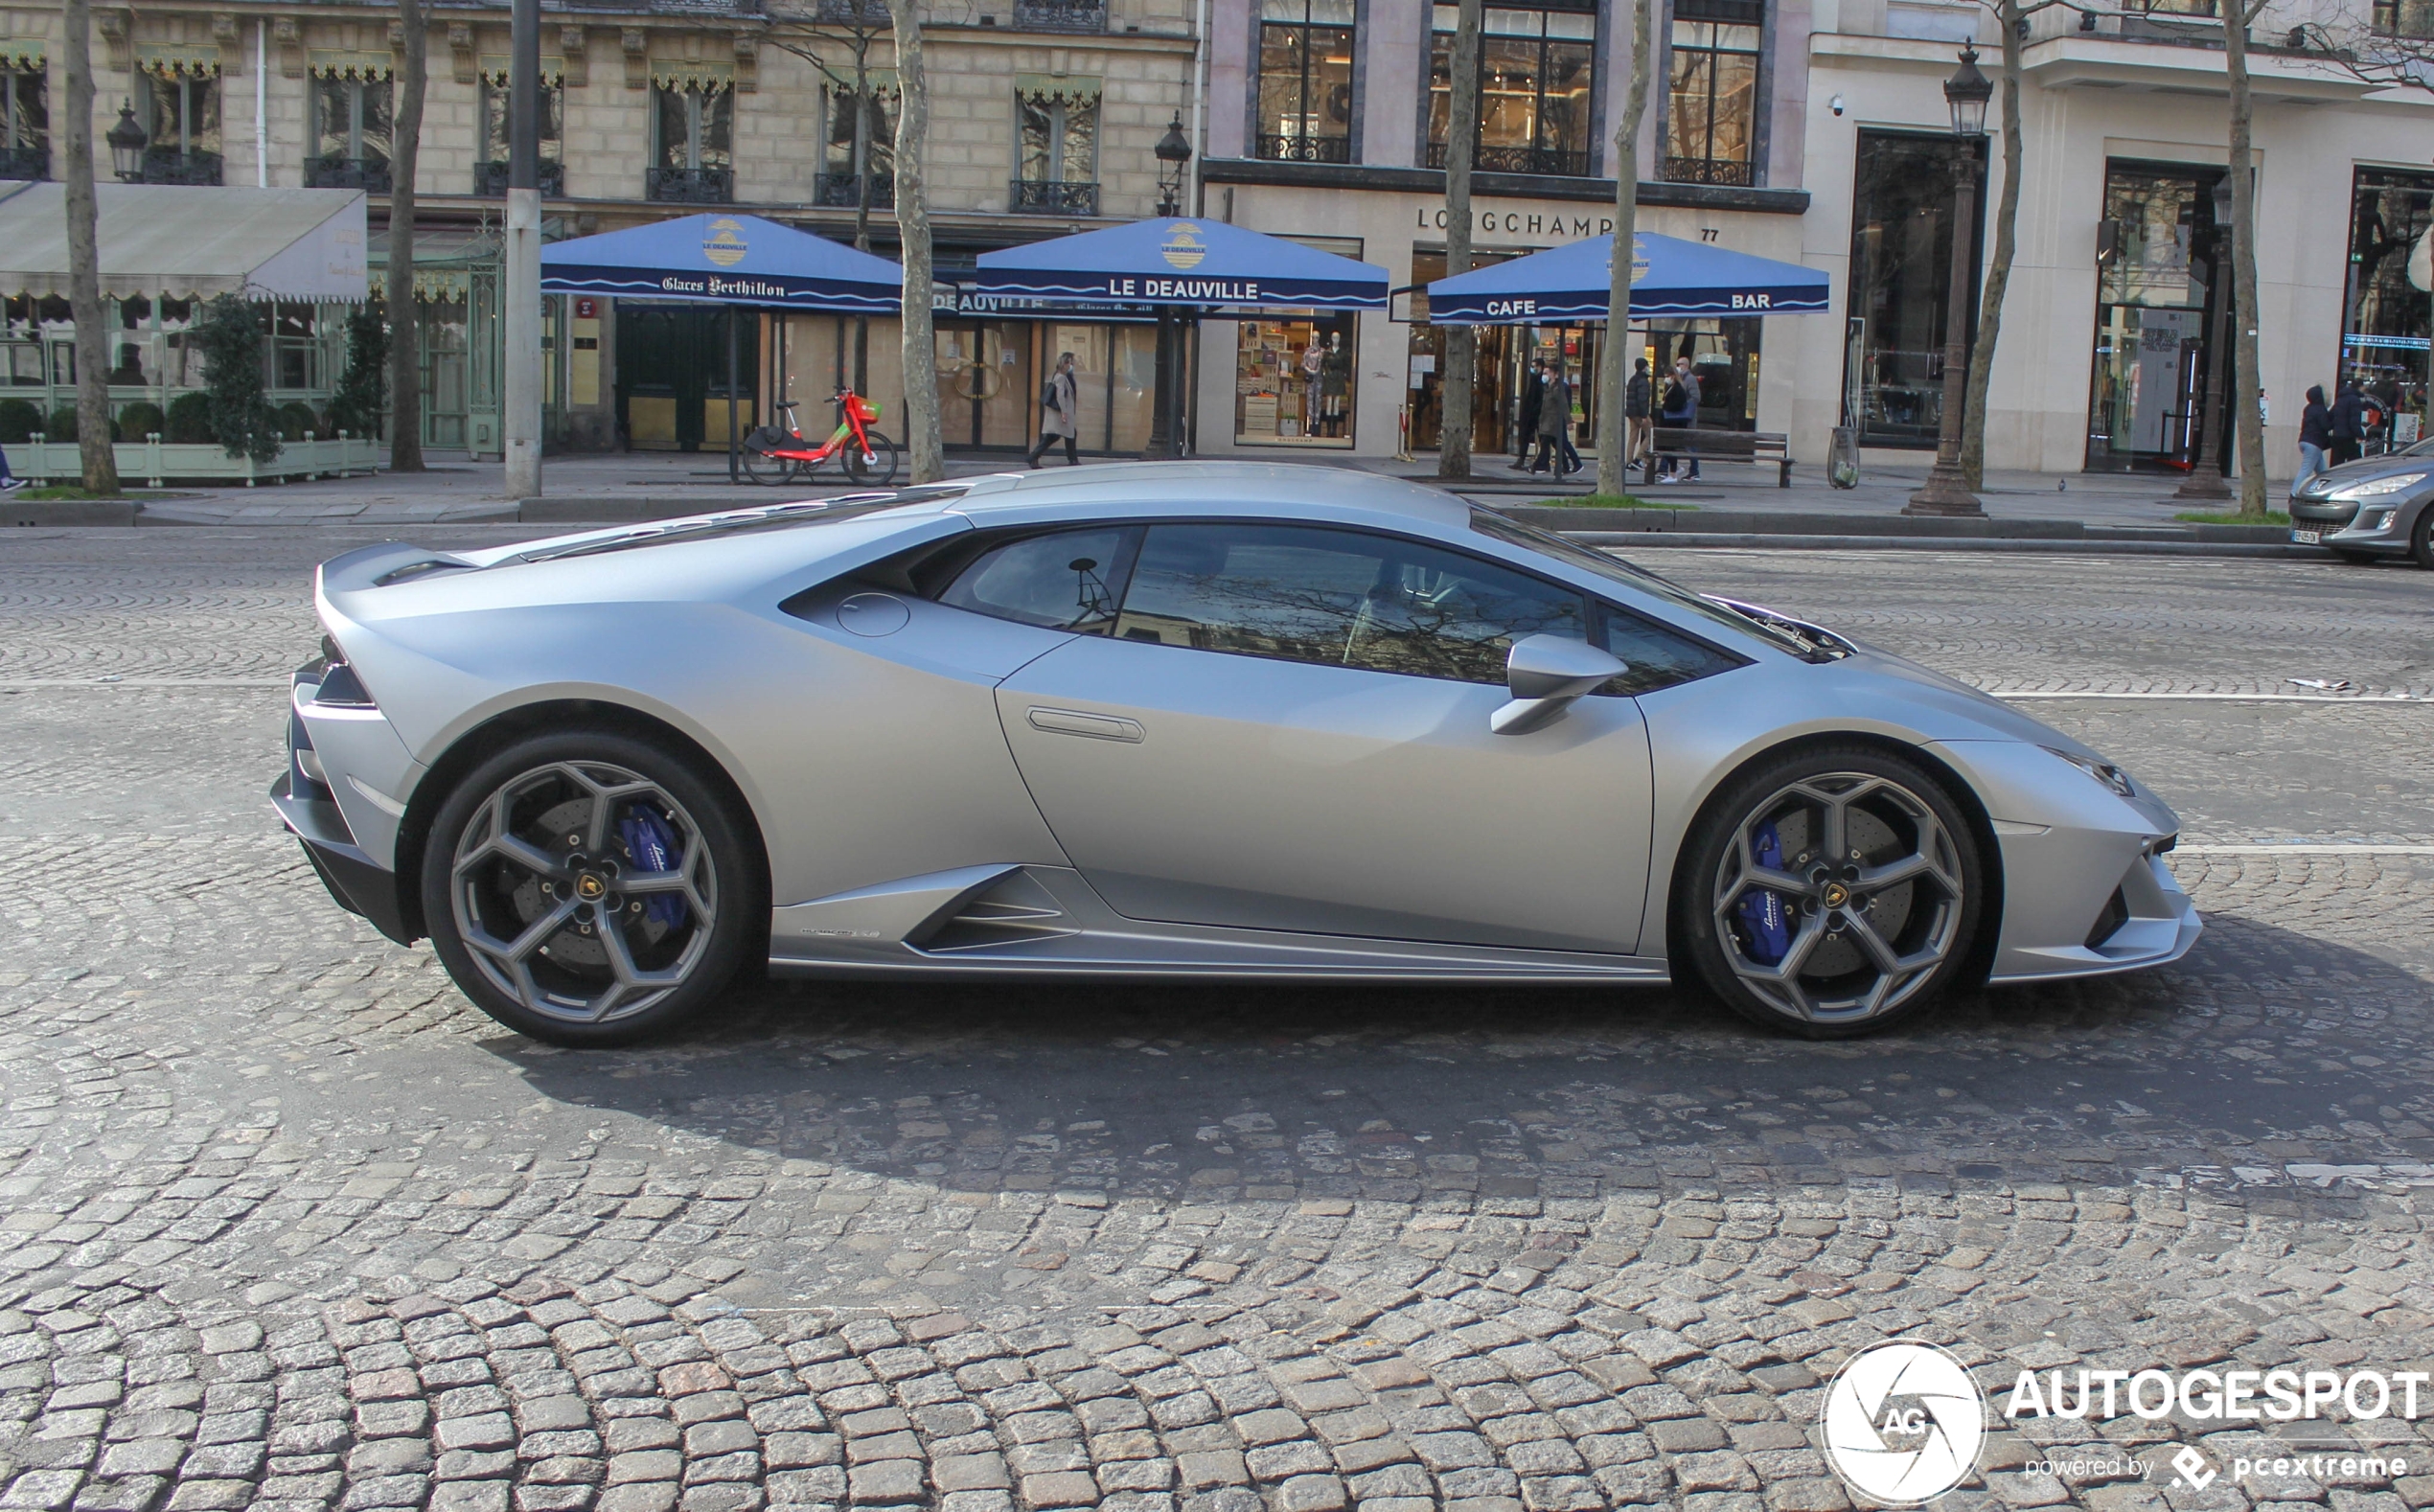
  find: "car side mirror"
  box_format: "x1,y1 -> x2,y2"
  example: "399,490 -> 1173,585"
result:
1492,633 -> 1628,736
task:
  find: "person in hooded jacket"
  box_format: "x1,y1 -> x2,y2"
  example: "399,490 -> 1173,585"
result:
2330,380 -> 2367,467
2296,384 -> 2331,489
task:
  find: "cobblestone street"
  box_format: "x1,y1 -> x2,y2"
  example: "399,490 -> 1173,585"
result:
2,528 -> 2431,1512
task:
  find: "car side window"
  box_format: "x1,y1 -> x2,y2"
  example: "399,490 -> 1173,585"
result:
937,528 -> 1134,633
1599,607 -> 1747,696
1113,523 -> 1590,685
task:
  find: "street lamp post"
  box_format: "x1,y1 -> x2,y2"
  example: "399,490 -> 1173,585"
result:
1147,114 -> 1193,458
2174,175 -> 2238,501
105,103 -> 147,182
1904,46 -> 1992,517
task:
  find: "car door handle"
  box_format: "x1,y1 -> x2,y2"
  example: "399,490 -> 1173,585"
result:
1026,706 -> 1145,744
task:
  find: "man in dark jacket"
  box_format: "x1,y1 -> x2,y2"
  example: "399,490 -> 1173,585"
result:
1510,360 -> 1547,470
2330,381 -> 2367,467
2297,384 -> 2331,488
1529,364 -> 1574,474
1623,358 -> 1652,468
1657,356 -> 1701,481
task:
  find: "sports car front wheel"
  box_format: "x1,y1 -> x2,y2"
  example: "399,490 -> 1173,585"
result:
421,731 -> 760,1045
1677,746 -> 1985,1038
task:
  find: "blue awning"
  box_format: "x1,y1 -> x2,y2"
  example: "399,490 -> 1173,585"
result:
1426,232 -> 1829,323
967,218 -> 1389,310
540,213 -> 902,312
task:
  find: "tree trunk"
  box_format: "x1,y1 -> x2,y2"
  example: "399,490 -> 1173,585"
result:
886,0 -> 943,482
851,35 -> 873,392
385,0 -> 426,471
1959,2 -> 2022,491
1436,0 -> 1483,480
2224,6 -> 2269,518
1596,0 -> 1653,499
60,0 -> 119,494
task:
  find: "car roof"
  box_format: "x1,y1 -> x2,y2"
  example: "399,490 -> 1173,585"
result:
946,462 -> 1476,534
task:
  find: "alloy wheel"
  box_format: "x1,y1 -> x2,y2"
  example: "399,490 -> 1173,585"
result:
448,760 -> 718,1025
1709,770 -> 1965,1026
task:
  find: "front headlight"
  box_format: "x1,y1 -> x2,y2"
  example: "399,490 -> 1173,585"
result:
2332,472 -> 2427,498
2043,745 -> 2136,798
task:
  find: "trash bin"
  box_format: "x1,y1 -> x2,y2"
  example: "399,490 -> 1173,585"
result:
1828,425 -> 1861,489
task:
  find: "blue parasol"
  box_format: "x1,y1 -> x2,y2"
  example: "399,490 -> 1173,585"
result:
968,218 -> 1389,309
540,213 -> 903,312
1426,232 -> 1829,323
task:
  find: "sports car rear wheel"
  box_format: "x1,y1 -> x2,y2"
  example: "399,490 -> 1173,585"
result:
422,731 -> 759,1045
1678,746 -> 1984,1038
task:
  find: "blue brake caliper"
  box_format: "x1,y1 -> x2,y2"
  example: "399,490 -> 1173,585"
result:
617,808 -> 688,928
1734,821 -> 1792,966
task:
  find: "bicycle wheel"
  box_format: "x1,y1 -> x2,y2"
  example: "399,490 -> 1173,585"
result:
844,431 -> 901,487
740,436 -> 792,486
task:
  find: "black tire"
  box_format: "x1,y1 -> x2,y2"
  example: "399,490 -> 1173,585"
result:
420,730 -> 763,1046
844,430 -> 901,487
2412,507 -> 2434,570
1673,744 -> 1986,1039
741,436 -> 794,487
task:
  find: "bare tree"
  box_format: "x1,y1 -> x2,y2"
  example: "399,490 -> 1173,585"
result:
2223,0 -> 2270,517
1958,0 -> 2032,490
1596,0 -> 1654,498
884,0 -> 942,482
764,0 -> 892,389
386,0 -> 426,472
59,0 -> 118,493
1437,0 -> 1482,480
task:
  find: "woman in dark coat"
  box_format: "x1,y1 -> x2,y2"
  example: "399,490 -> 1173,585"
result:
2296,384 -> 2331,488
1529,364 -> 1574,474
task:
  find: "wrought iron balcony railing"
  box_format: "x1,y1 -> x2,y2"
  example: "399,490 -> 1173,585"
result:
815,172 -> 893,209
1254,133 -> 1351,164
0,144 -> 44,180
1013,0 -> 1107,32
1425,142 -> 1590,177
137,149 -> 221,186
1661,155 -> 1755,187
306,155 -> 393,193
646,165 -> 734,203
474,160 -> 567,196
1010,179 -> 1099,216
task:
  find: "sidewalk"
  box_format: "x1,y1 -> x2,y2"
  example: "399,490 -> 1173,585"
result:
5,447 -> 2301,553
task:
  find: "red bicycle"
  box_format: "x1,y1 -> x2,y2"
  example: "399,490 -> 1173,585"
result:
743,389 -> 901,487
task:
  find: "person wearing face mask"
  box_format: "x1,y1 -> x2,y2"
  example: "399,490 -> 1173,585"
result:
1656,355 -> 1701,482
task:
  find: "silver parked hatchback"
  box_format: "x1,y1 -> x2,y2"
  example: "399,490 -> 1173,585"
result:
274,463 -> 2196,1044
2289,442 -> 2434,566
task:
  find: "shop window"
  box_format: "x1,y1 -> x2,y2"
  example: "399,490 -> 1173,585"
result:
1428,0 -> 1596,178
476,78 -> 563,195
2083,161 -> 2225,471
1643,319 -> 1759,433
2341,168 -> 2434,439
649,83 -> 733,203
819,84 -> 894,208
1664,0 -> 1762,187
1,65 -> 45,179
1257,0 -> 1354,164
1841,129 -> 1982,448
140,72 -> 220,184
1015,84 -> 1098,216
1236,313 -> 1357,447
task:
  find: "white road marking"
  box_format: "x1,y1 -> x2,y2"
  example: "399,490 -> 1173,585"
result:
2176,844 -> 2434,855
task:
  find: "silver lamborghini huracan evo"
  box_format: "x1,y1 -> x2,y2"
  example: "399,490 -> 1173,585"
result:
274,463 -> 2197,1045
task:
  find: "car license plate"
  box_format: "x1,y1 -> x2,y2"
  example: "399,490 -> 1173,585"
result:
2291,529 -> 2321,544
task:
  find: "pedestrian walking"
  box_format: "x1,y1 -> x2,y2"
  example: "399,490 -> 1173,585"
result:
1623,357 -> 1652,467
2296,384 -> 2331,488
1027,352 -> 1080,468
0,441 -> 22,493
1529,362 -> 1575,475
1657,355 -> 1701,481
1510,359 -> 1547,470
2330,379 -> 2366,467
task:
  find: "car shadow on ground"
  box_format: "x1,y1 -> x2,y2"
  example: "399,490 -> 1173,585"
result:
475,909 -> 2434,1206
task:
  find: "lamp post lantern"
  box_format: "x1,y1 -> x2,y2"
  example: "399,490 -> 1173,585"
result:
1904,45 -> 1992,517
105,102 -> 147,182
1147,112 -> 1194,458
2175,174 -> 2238,500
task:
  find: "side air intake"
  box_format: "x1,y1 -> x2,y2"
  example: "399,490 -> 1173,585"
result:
913,869 -> 1079,952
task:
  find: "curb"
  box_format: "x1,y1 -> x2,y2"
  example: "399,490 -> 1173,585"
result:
1570,531 -> 2320,558
5,499 -> 142,527
1494,504 -> 2294,545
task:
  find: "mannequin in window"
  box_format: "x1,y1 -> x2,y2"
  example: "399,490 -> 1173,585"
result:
1300,336 -> 1324,436
1320,332 -> 1350,437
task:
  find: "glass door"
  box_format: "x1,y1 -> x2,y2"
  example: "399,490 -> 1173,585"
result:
2085,161 -> 2225,473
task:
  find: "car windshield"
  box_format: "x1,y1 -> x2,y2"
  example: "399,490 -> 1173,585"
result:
513,488 -> 965,564
1467,509 -> 1815,655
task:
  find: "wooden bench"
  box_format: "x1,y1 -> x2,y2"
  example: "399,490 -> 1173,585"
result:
1642,430 -> 1794,488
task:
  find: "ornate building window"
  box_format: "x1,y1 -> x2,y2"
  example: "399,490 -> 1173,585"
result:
649,77 -> 733,203
310,67 -> 393,191
1014,77 -> 1098,215
1664,0 -> 1761,186
475,72 -> 564,195
0,62 -> 45,180
139,65 -> 220,184
1429,0 -> 1596,179
1256,0 -> 1354,163
819,80 -> 895,208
